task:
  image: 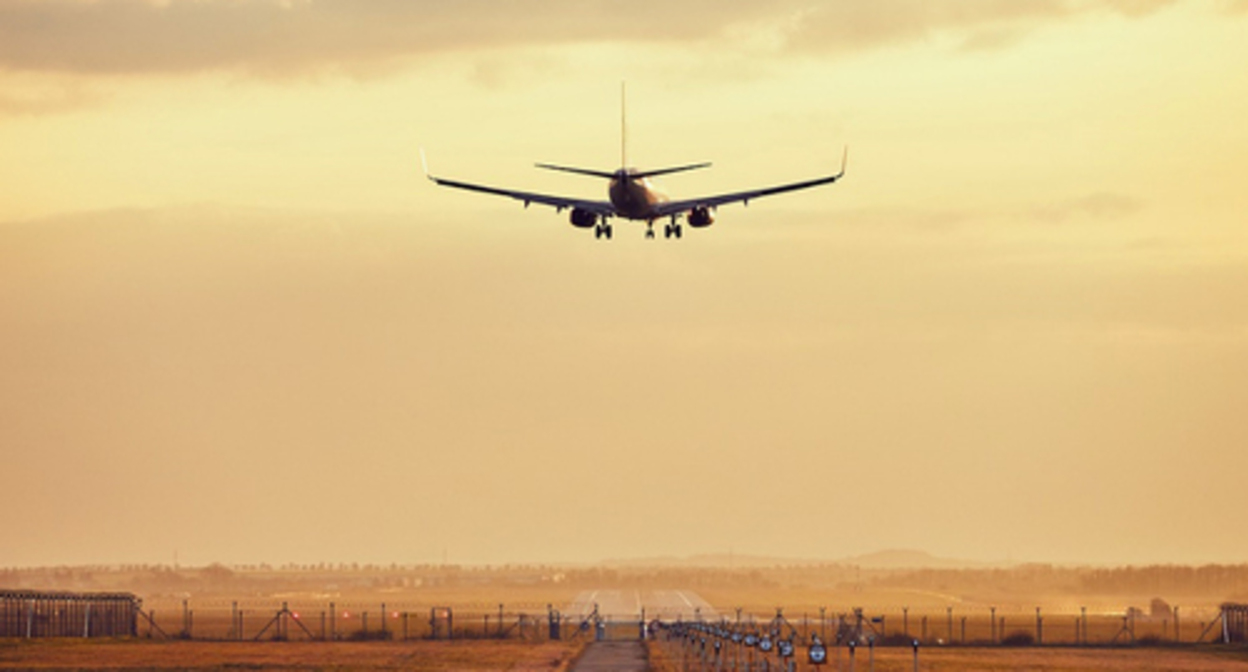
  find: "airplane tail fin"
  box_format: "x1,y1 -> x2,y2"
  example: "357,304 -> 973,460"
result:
534,84 -> 712,180
621,81 -> 627,168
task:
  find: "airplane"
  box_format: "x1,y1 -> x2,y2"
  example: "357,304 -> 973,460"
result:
421,87 -> 847,240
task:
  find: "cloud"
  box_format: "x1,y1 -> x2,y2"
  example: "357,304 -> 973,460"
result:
0,0 -> 1184,77
1028,192 -> 1144,224
0,74 -> 104,115
0,0 -> 776,76
779,0 -> 1180,55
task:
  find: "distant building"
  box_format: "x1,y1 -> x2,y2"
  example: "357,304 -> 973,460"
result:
1222,603 -> 1248,643
1,589 -> 139,638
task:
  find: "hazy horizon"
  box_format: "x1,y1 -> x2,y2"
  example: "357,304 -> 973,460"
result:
3,1 -> 1247,569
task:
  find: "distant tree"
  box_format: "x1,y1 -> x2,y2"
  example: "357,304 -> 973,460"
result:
202,563 -> 235,584
1150,598 -> 1172,619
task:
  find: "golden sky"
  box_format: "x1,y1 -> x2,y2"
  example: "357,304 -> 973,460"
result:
2,0 -> 1247,567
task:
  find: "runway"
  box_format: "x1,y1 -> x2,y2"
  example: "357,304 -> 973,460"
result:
564,589 -> 718,621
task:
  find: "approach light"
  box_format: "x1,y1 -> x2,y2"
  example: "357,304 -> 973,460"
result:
809,642 -> 827,665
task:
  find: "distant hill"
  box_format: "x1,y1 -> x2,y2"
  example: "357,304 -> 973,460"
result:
601,549 -> 992,570
836,549 -> 990,569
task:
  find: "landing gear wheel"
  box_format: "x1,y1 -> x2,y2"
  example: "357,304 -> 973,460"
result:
646,227 -> 655,240
605,224 -> 613,240
674,224 -> 683,239
663,224 -> 673,239
594,226 -> 602,239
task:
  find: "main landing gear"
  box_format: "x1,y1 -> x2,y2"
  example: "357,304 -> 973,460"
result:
594,223 -> 613,240
644,221 -> 683,240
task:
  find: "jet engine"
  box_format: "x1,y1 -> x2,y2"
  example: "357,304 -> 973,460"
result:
688,206 -> 715,228
569,208 -> 597,228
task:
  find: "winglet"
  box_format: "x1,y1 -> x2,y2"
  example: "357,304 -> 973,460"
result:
838,146 -> 849,178
419,147 -> 433,181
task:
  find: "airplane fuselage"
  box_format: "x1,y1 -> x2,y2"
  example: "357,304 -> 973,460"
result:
422,84 -> 846,238
608,169 -> 669,220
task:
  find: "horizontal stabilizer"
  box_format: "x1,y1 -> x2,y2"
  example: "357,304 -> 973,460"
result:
631,162 -> 712,179
535,163 -> 617,179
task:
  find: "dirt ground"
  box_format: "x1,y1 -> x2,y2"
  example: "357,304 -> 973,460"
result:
0,639 -> 583,671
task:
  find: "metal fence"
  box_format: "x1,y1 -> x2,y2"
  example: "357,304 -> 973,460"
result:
6,591 -> 1243,648
133,599 -> 561,642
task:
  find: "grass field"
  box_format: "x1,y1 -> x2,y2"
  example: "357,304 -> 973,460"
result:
0,639 -> 583,671
648,640 -> 1248,671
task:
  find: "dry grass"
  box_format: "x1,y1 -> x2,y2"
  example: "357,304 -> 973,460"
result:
649,640 -> 1248,671
0,638 -> 583,671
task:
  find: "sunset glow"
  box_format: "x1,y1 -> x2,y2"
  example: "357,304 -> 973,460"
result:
2,0 -> 1246,568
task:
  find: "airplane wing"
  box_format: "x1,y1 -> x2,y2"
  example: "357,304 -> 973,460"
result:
653,148 -> 847,218
422,151 -> 615,216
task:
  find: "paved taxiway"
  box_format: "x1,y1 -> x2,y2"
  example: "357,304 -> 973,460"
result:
565,589 -> 718,620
